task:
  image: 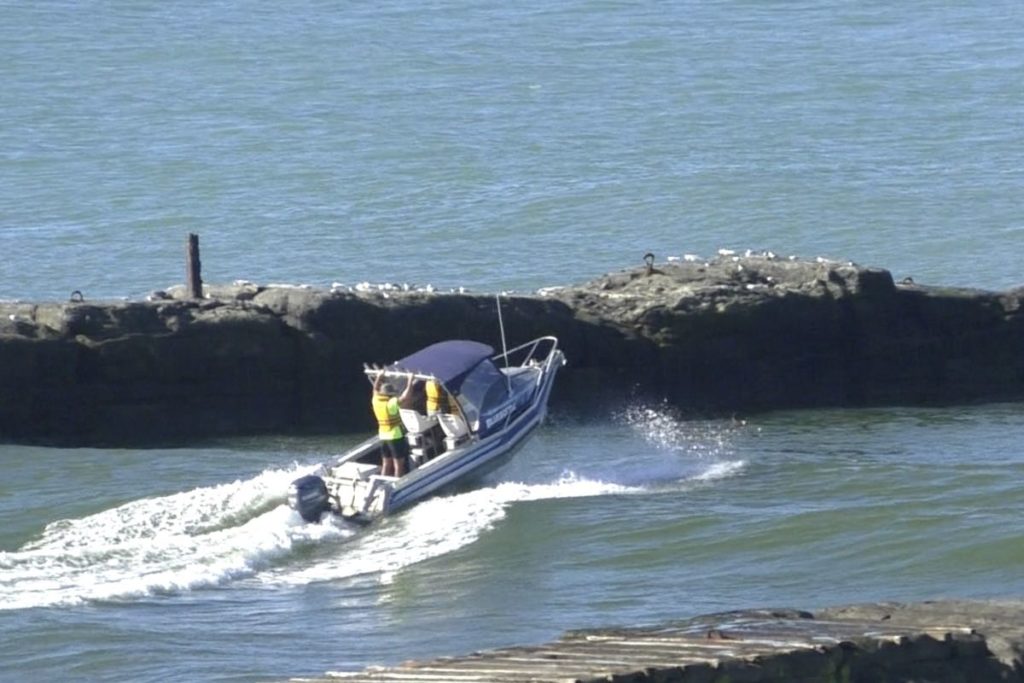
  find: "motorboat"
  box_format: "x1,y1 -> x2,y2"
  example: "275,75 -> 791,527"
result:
288,336 -> 565,523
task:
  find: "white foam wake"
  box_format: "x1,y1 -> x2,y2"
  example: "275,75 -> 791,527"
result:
0,456 -> 743,610
695,460 -> 746,482
267,472 -> 642,586
618,402 -> 744,459
0,465 -> 328,610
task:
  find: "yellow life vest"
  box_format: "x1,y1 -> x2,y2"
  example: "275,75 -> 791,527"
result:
372,393 -> 403,440
426,380 -> 456,414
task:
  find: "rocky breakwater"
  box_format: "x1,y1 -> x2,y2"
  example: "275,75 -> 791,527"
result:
547,254 -> 1024,413
1,254 -> 1022,444
0,282 -> 581,444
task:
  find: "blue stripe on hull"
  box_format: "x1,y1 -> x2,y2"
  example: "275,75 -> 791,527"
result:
387,365 -> 559,512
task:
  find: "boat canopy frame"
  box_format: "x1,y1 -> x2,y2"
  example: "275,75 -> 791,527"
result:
365,340 -> 495,395
363,337 -> 560,414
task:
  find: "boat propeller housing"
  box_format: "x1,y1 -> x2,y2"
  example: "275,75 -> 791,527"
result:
288,475 -> 329,523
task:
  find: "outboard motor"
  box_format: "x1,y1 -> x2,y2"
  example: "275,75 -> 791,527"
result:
288,475 -> 330,523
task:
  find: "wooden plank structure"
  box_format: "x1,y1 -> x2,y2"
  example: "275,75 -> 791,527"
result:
290,602 -> 1024,682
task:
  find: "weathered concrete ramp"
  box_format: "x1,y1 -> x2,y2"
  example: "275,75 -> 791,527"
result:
292,601 -> 1024,682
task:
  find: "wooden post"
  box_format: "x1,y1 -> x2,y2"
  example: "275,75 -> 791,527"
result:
186,233 -> 203,299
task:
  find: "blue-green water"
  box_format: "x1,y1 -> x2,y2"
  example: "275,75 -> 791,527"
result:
2,1 -> 1022,300
2,406 -> 1023,682
1,2 -> 1023,681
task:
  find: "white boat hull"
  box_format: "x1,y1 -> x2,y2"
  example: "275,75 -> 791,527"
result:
289,336 -> 565,523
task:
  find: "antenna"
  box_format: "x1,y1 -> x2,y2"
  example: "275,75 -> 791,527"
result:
496,293 -> 512,392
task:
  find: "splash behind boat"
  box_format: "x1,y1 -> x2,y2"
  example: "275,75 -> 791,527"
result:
288,336 -> 565,523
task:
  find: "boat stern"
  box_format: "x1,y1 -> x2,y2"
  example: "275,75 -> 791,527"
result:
324,462 -> 395,520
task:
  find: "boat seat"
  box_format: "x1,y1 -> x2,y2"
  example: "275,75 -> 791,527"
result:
437,413 -> 471,450
333,461 -> 380,480
400,409 -> 440,465
400,409 -> 438,435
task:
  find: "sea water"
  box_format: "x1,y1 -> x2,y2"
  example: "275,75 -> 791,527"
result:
1,1 -> 1023,681
1,1 -> 1021,301
2,405 -> 1023,681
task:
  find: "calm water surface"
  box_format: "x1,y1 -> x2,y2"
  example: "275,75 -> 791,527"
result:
1,1 -> 1021,299
1,1 -> 1023,681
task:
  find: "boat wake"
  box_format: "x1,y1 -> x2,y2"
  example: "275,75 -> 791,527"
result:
562,400 -> 751,489
265,472 -> 642,587
618,401 -> 747,460
0,406 -> 746,611
0,466 -> 319,611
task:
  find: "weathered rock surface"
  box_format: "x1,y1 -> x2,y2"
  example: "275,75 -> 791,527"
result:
1,255 -> 1022,444
550,255 -> 1024,412
287,599 -> 1024,682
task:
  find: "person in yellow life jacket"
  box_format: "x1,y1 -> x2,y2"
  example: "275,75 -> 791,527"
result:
425,378 -> 458,416
372,371 -> 415,477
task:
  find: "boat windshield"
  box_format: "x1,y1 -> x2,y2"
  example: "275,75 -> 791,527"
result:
456,360 -> 509,427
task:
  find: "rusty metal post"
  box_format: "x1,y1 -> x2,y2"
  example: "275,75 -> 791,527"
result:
186,233 -> 203,299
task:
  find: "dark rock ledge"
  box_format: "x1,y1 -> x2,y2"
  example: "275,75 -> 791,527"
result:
2,255 -> 1022,444
286,599 -> 1024,683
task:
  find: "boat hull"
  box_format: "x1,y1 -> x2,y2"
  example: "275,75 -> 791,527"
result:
289,337 -> 564,523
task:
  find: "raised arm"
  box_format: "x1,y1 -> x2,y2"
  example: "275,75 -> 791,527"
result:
398,371 -> 415,406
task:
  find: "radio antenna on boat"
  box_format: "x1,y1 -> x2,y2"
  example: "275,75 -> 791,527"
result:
496,293 -> 512,391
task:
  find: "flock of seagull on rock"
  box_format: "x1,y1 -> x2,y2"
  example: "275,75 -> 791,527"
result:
666,248 -> 847,266
132,250 -> 852,305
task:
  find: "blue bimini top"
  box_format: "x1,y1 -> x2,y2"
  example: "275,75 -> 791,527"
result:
393,340 -> 494,393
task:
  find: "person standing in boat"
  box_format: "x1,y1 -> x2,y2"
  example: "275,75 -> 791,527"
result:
425,378 -> 457,416
423,378 -> 457,455
372,371 -> 415,477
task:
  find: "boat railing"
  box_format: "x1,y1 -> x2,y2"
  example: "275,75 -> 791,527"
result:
363,366 -> 441,383
360,337 -> 560,438
362,337 -> 559,383
493,335 -> 559,369
492,336 -> 561,431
